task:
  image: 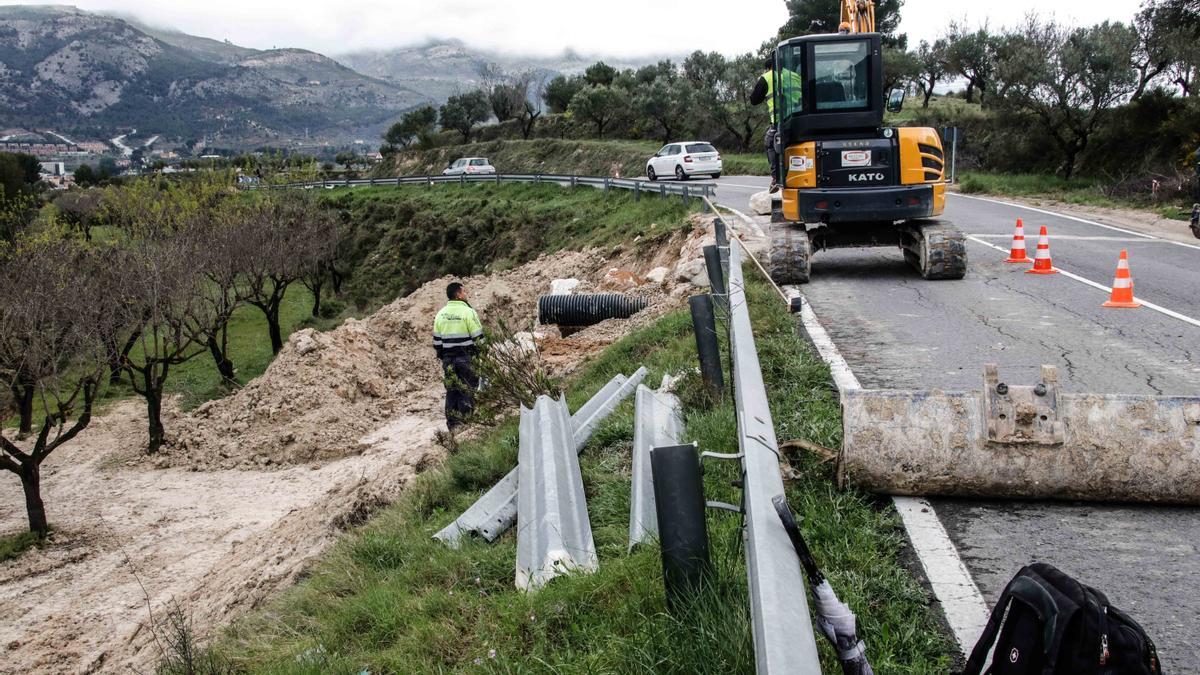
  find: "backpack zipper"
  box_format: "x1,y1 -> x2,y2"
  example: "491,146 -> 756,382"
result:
1099,606 -> 1111,665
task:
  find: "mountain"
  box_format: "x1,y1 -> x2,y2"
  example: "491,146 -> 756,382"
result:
337,40 -> 660,103
0,5 -> 429,146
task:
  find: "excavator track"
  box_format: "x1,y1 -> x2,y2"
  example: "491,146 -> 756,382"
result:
900,220 -> 967,280
767,224 -> 812,284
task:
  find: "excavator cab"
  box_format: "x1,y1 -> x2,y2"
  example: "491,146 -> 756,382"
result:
766,31 -> 967,283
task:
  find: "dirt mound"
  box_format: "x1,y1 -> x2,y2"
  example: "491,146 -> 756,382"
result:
164,250 -> 604,470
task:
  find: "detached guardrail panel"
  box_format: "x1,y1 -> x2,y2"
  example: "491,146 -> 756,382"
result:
629,382 -> 684,549
516,395 -> 598,591
727,242 -> 823,673
434,368 -> 647,547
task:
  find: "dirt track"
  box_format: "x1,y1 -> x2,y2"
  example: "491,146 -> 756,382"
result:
0,218 -> 724,674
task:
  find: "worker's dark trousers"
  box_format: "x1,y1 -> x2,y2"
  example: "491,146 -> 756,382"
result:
765,125 -> 778,184
441,355 -> 479,430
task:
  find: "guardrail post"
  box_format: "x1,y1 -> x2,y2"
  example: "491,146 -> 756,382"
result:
682,186 -> 690,206
571,176 -> 577,188
635,183 -> 641,201
715,217 -> 728,248
651,443 -> 712,610
496,173 -> 501,184
689,295 -> 724,399
660,184 -> 666,199
703,245 -> 727,312
369,178 -> 376,186
535,174 -> 541,184
604,178 -> 610,193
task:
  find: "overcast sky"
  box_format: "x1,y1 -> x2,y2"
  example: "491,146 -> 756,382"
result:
13,0 -> 1145,57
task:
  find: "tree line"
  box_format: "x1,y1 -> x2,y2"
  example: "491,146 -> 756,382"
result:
1,174 -> 344,538
381,0 -> 1200,183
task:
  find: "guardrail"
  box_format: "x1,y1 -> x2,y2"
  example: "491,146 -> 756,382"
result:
725,238 -> 823,672
259,173 -> 718,201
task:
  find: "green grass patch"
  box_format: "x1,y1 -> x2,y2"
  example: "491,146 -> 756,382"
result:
185,267 -> 950,673
958,171 -> 1192,221
0,529 -> 42,563
383,139 -> 770,180
322,183 -> 695,305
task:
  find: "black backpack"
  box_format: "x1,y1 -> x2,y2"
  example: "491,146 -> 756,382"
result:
964,563 -> 1162,675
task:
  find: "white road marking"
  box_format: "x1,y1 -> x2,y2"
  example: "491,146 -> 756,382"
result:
715,203 -> 766,239
951,193 -> 1200,252
969,233 -> 1169,243
782,284 -> 990,657
967,236 -> 1200,330
893,496 -> 992,653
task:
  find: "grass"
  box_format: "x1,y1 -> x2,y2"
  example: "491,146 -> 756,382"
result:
383,139 -> 770,179
321,183 -> 696,305
0,529 -> 42,563
182,267 -> 951,674
958,171 -> 1193,221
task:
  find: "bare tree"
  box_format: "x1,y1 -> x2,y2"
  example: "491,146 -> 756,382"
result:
519,72 -> 549,139
0,240 -> 126,536
238,193 -> 339,353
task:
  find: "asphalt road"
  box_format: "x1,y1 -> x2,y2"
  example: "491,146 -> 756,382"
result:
706,174 -> 1200,670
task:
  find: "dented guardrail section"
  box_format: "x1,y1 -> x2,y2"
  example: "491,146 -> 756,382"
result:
628,381 -> 685,549
840,364 -> 1200,504
434,368 -> 647,547
726,243 -> 823,673
515,395 -> 598,591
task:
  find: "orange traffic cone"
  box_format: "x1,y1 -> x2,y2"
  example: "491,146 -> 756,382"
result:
1004,219 -> 1031,263
1026,226 -> 1058,275
1102,250 -> 1141,308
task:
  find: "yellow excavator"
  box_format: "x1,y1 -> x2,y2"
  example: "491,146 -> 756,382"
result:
766,0 -> 967,282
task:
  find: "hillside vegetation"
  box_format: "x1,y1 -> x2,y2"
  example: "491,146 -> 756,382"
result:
323,183 -> 696,307
381,139 -> 767,179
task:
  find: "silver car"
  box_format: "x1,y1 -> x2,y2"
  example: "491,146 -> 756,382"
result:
443,157 -> 497,176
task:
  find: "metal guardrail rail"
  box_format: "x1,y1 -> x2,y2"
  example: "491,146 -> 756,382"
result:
515,395 -> 598,591
628,380 -> 684,550
260,173 -> 718,200
726,241 -> 823,673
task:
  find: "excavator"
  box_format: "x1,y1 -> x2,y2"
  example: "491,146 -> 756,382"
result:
766,0 -> 967,283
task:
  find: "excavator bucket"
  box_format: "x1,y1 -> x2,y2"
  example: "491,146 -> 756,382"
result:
839,365 -> 1200,504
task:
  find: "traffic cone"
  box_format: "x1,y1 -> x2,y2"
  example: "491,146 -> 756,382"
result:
1102,250 -> 1141,308
1025,226 -> 1058,275
1004,219 -> 1031,263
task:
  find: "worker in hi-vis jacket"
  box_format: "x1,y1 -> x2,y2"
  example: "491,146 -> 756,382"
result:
432,282 -> 483,431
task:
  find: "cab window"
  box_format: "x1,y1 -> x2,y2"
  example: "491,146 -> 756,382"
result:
813,41 -> 870,111
686,143 -> 716,154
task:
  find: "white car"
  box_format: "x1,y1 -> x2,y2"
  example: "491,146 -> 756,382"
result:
443,157 -> 497,176
645,142 -> 722,181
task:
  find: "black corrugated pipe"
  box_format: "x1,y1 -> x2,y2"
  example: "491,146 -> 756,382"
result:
537,294 -> 648,327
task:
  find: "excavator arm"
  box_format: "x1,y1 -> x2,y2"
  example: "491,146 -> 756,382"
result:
839,0 -> 875,34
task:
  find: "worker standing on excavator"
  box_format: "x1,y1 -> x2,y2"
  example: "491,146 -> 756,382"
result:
433,282 -> 484,432
750,53 -> 803,193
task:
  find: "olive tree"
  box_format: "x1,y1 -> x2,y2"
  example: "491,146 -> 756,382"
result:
994,18 -> 1138,178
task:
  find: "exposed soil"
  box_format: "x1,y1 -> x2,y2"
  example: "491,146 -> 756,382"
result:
0,218 -> 720,674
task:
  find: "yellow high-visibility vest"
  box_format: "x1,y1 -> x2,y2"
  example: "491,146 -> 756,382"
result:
764,69 -> 804,119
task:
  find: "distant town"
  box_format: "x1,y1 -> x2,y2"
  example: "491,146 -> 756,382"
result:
0,127 -> 384,188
